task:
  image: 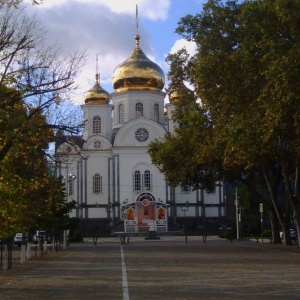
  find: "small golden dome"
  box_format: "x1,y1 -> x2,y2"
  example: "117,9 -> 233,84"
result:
84,74 -> 110,104
169,83 -> 193,104
112,35 -> 165,92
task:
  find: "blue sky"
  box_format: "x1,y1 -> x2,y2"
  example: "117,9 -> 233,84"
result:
24,0 -> 207,104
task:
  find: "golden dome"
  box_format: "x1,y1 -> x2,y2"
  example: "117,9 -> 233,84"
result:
169,83 -> 193,104
112,35 -> 165,92
84,74 -> 110,104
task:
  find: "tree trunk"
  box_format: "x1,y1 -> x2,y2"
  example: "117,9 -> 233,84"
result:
263,166 -> 288,244
291,200 -> 300,247
269,208 -> 281,244
281,165 -> 298,245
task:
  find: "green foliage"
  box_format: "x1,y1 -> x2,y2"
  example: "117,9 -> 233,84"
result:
173,0 -> 300,171
149,97 -> 222,192
69,230 -> 83,243
0,92 -> 74,237
149,0 -> 300,244
0,2 -> 83,239
263,229 -> 272,239
219,229 -> 233,240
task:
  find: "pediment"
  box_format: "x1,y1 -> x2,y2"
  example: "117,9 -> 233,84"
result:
82,134 -> 112,150
114,117 -> 166,147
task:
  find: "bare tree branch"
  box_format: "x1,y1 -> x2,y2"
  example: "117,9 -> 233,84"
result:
0,4 -> 85,163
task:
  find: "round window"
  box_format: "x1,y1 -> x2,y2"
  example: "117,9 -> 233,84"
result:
66,146 -> 72,153
94,141 -> 101,149
135,128 -> 149,142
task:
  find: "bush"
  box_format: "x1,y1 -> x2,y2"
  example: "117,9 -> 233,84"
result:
219,229 -> 233,239
263,229 -> 272,238
69,230 -> 83,242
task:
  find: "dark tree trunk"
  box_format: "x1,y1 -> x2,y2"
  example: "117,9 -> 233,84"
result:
269,208 -> 281,244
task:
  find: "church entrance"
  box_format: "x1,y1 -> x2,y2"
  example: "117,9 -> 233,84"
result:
124,193 -> 168,234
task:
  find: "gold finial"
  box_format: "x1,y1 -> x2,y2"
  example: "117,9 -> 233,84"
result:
95,54 -> 99,82
135,4 -> 140,48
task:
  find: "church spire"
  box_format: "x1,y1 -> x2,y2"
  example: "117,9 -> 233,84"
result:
84,54 -> 110,104
95,54 -> 100,82
136,4 -> 139,36
135,4 -> 140,49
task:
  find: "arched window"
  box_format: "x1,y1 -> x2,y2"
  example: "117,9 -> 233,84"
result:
134,171 -> 141,191
135,102 -> 143,118
181,185 -> 191,193
119,104 -> 124,124
144,170 -> 151,190
93,174 -> 102,194
93,116 -> 101,134
154,104 -> 159,122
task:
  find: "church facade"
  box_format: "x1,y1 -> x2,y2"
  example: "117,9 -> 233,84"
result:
56,31 -> 226,235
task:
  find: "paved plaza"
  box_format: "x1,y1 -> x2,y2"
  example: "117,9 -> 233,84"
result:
1,236 -> 300,299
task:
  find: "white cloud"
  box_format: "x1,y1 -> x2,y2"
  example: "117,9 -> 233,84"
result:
28,0 -> 170,20
24,0 -> 69,7
170,38 -> 197,56
95,0 -> 170,21
163,38 -> 197,99
22,0 -> 172,104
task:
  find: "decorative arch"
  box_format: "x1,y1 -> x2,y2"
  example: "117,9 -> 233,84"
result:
136,192 -> 156,202
124,192 -> 168,233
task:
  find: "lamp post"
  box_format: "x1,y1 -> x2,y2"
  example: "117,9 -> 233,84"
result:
260,203 -> 263,242
120,199 -> 129,244
181,201 -> 189,243
235,186 -> 239,240
68,173 -> 76,181
63,173 -> 76,249
122,199 -> 128,220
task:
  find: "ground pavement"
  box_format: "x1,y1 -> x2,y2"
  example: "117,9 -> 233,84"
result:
0,236 -> 300,300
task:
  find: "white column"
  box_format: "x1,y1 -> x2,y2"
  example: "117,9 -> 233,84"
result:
63,230 -> 67,249
3,244 -> 8,270
26,243 -> 32,260
43,241 -> 48,254
20,244 -> 26,264
236,187 -> 239,240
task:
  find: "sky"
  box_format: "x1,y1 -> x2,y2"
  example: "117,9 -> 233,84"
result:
23,0 -> 207,104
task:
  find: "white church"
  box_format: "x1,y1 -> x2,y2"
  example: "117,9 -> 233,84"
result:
56,24 -> 226,236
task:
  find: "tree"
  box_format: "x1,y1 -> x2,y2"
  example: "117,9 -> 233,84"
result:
0,3 -> 84,238
0,3 -> 84,150
31,176 -> 76,238
0,0 -> 42,8
149,0 -> 300,245
149,93 -> 222,192
0,91 -> 75,238
0,3 -> 84,160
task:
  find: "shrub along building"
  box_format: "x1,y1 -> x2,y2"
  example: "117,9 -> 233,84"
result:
55,23 -> 226,236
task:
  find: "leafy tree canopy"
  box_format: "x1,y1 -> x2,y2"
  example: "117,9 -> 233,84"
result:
0,3 -> 84,163
148,0 -> 300,243
0,2 -> 83,238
